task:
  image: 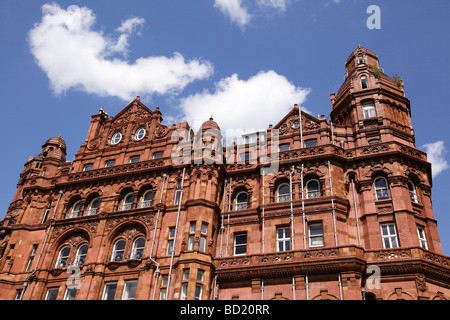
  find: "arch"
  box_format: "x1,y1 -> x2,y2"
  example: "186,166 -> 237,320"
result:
111,238 -> 126,261
107,222 -> 147,262
276,182 -> 291,203
234,190 -> 249,210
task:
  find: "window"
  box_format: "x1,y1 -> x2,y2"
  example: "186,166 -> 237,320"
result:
122,280 -> 138,300
361,76 -> 368,89
304,139 -> 317,148
83,163 -> 93,171
309,223 -> 324,247
174,181 -> 183,205
234,234 -> 247,256
26,245 -> 38,272
86,198 -> 99,216
363,104 -> 376,119
235,192 -> 248,210
195,270 -> 204,300
368,139 -> 380,145
119,193 -> 134,211
64,287 -> 77,300
138,190 -> 153,208
68,200 -> 81,218
105,160 -> 115,167
129,155 -> 140,163
111,239 -> 126,261
417,226 -> 428,249
153,152 -> 163,159
131,237 -> 145,259
277,227 -> 291,251
111,132 -> 122,145
102,282 -> 117,300
55,245 -> 71,268
74,243 -> 88,266
408,181 -> 420,203
279,144 -> 290,152
167,227 -> 175,255
381,223 -> 399,248
200,222 -> 208,252
292,121 -> 300,128
188,222 -> 196,251
135,127 -> 146,141
159,275 -> 168,300
45,288 -> 59,300
181,269 -> 189,300
374,177 -> 390,200
306,180 -> 320,199
42,202 -> 51,223
277,183 -> 291,202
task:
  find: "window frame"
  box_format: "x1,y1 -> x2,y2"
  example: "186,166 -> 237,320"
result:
276,183 -> 291,202
361,75 -> 368,89
102,282 -> 118,300
309,223 -> 324,248
235,191 -> 248,210
74,243 -> 88,266
45,287 -> 59,300
374,177 -> 390,200
279,144 -> 290,152
166,227 -> 175,255
131,237 -> 145,260
55,245 -> 71,268
233,233 -> 247,256
153,151 -> 163,159
304,139 -> 317,148
111,132 -> 122,145
417,225 -> 428,250
362,103 -> 377,119
111,238 -> 126,262
134,127 -> 146,141
306,179 -> 320,199
380,222 -> 399,249
122,280 -> 138,300
276,226 -> 291,252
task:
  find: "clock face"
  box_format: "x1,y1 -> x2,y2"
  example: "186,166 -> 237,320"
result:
134,127 -> 146,140
111,131 -> 122,145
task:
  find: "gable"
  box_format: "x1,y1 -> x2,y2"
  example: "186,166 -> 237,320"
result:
110,96 -> 153,126
273,105 -> 320,135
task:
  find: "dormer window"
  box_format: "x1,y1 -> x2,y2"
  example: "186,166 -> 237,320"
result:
361,76 -> 368,89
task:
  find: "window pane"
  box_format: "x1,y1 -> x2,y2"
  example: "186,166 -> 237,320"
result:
200,236 -> 206,252
123,281 -> 137,300
279,144 -> 290,152
305,139 -> 317,147
201,222 -> 208,234
64,287 -> 77,300
197,270 -> 204,282
278,184 -> 290,195
309,224 -> 323,236
195,284 -> 202,300
45,288 -> 59,300
237,192 -> 248,203
235,234 -> 247,245
190,222 -> 196,233
103,283 -> 117,300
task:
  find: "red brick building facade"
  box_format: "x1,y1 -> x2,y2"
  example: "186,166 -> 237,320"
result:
0,46 -> 449,300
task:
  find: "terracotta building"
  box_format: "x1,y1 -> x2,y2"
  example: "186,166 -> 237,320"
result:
0,46 -> 449,300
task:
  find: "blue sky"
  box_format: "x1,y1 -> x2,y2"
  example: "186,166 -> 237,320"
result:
1,0 -> 449,254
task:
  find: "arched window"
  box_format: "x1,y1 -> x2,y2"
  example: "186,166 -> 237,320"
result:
75,243 -> 88,266
408,180 -> 420,203
111,239 -> 126,261
138,190 -> 153,208
119,193 -> 134,211
86,198 -> 99,216
131,237 -> 145,259
277,183 -> 291,202
306,180 -> 320,199
67,200 -> 82,219
374,177 -> 390,200
361,76 -> 368,89
55,245 -> 71,268
235,192 -> 248,210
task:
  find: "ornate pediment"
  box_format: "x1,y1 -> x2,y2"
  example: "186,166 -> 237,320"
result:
274,105 -> 320,135
111,97 -> 153,126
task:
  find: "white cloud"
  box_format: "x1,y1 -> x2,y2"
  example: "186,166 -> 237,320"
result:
213,0 -> 252,28
28,3 -> 213,101
256,0 -> 291,12
421,140 -> 449,178
177,70 -> 311,141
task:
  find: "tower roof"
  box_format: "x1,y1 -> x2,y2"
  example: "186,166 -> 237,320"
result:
201,116 -> 220,131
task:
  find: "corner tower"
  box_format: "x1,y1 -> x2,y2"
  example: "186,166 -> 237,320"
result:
330,45 -> 414,148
